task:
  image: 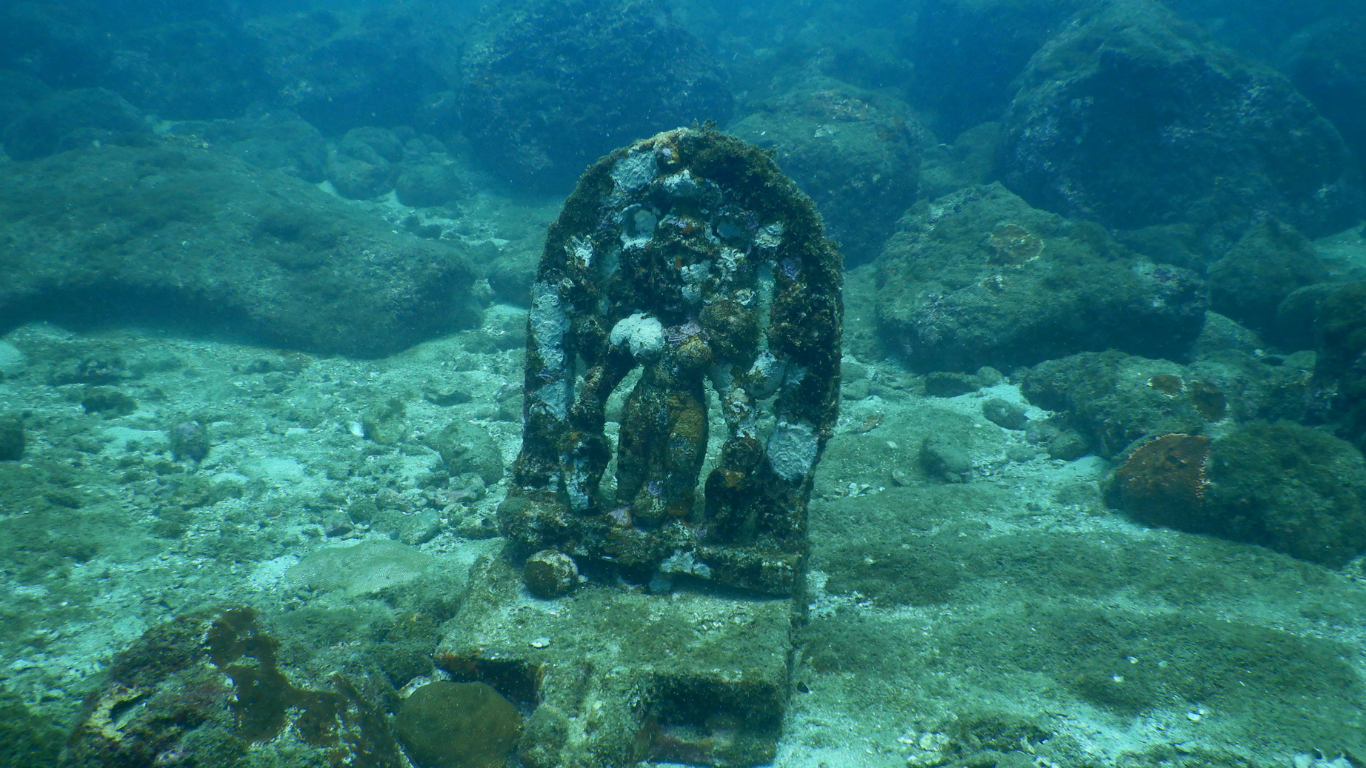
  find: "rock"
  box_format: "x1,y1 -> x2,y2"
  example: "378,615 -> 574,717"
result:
874,183 -> 1208,373
1206,219 -> 1328,336
924,371 -> 982,397
1313,281 -> 1366,450
0,413 -> 23,461
1000,0 -> 1363,243
0,143 -> 476,358
80,387 -> 136,417
395,682 -> 522,768
168,419 -> 209,463
102,20 -> 269,121
729,81 -> 923,266
362,398 -> 409,445
326,127 -> 403,199
397,163 -> 465,207
457,0 -> 733,193
920,435 -> 973,482
0,70 -> 51,134
487,247 -> 539,306
2,87 -> 151,160
1191,311 -> 1264,358
1020,351 -> 1219,458
982,398 -> 1029,430
1046,429 -> 1091,461
910,0 -> 1087,137
254,7 -> 462,135
1108,423 -> 1366,567
523,550 -> 579,599
1275,283 -> 1338,352
286,540 -> 434,597
917,122 -> 1002,201
1282,16 -> 1366,177
433,420 -> 504,486
0,340 -> 26,378
61,607 -> 404,767
328,154 -> 393,200
167,112 -> 330,182
341,126 -> 405,164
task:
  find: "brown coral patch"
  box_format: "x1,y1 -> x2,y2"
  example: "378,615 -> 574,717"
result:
1108,434 -> 1210,530
1189,380 -> 1227,421
986,223 -> 1044,266
1146,373 -> 1184,396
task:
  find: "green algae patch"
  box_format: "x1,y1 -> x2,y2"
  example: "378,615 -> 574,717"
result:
0,696 -> 65,768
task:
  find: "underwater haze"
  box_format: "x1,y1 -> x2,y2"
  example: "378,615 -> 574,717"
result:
2,0 -> 1366,766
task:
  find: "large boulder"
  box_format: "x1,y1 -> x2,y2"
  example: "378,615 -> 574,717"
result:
101,20 -> 270,121
1020,348 -> 1315,458
251,6 -> 462,135
1000,0 -> 1363,244
1205,219 -> 1329,336
1,87 -> 151,160
728,81 -> 922,266
456,0 -> 733,194
0,70 -> 50,133
1281,16 -> 1366,178
167,111 -> 330,182
1313,281 -> 1366,451
1107,422 -> 1366,567
909,0 -> 1086,137
61,606 -> 404,767
874,183 -> 1208,373
0,142 -> 476,357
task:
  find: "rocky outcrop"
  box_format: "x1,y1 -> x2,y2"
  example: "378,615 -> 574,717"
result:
1000,0 -> 1363,244
0,142 -> 476,357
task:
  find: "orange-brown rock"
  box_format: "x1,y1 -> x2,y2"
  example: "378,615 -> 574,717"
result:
1106,434 -> 1210,529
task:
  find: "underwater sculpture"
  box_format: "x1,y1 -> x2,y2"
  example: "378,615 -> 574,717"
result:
498,125 -> 843,596
440,126 -> 840,767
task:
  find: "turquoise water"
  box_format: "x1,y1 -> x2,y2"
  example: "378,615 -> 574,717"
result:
1,1 -> 1365,766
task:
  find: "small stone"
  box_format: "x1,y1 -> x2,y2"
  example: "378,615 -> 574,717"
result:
981,398 -> 1029,430
924,371 -> 982,397
0,414 -> 24,461
81,387 -> 137,416
523,549 -> 579,599
975,366 -> 1005,386
920,436 -> 973,482
169,419 -> 210,463
1047,430 -> 1090,461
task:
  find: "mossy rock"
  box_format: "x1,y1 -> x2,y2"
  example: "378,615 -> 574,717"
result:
0,143 -> 475,357
395,682 -> 522,768
1203,422 -> 1366,566
875,184 -> 1207,373
0,697 -> 64,768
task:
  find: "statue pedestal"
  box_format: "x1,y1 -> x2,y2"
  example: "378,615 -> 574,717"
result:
437,551 -> 797,767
